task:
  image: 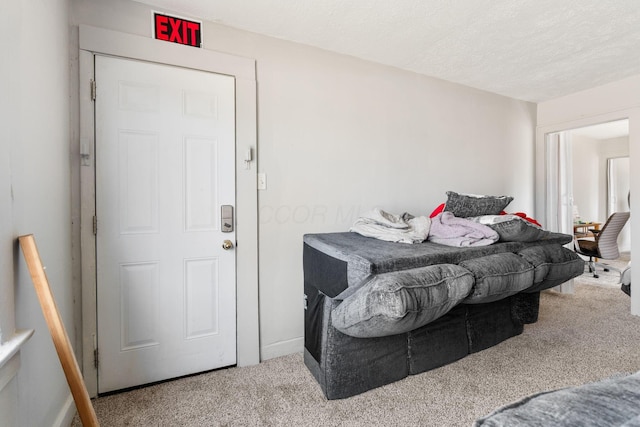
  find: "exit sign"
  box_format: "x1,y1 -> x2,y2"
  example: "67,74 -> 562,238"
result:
154,12 -> 202,48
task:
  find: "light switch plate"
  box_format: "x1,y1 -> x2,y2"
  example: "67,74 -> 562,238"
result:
257,173 -> 267,190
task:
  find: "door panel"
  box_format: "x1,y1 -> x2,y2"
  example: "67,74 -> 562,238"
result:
95,55 -> 236,393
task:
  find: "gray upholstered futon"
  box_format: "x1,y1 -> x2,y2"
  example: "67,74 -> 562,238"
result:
303,231 -> 584,399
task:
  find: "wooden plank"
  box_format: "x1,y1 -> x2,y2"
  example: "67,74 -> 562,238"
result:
19,234 -> 99,426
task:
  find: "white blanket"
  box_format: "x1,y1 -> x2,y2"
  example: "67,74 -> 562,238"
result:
428,212 -> 498,247
350,208 -> 431,244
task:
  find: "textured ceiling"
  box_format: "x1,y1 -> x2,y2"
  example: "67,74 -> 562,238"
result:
134,0 -> 640,102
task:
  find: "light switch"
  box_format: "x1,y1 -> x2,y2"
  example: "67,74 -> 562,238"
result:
257,173 -> 267,190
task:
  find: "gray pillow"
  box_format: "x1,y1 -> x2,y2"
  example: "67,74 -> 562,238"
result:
460,253 -> 534,304
444,191 -> 513,217
474,371 -> 640,427
331,264 -> 474,338
488,218 -> 550,242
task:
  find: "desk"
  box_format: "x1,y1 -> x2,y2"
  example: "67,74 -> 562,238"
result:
573,222 -> 601,238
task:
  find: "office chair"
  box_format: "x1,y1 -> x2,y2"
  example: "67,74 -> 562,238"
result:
575,211 -> 630,278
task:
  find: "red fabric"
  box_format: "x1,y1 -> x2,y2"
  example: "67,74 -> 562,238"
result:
429,203 -> 445,218
429,203 -> 541,227
511,212 -> 542,227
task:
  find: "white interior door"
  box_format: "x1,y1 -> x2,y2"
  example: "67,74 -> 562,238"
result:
95,55 -> 236,393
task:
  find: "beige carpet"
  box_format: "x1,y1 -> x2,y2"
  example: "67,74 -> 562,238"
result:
73,267 -> 640,426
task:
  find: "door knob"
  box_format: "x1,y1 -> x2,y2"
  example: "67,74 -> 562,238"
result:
222,240 -> 234,250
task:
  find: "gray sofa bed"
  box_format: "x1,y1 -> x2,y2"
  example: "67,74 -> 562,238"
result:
303,231 -> 584,399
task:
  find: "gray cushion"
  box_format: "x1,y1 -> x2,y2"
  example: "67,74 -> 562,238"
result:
444,191 -> 513,218
474,371 -> 640,427
517,246 -> 584,292
461,253 -> 534,303
331,264 -> 474,338
488,219 -> 551,242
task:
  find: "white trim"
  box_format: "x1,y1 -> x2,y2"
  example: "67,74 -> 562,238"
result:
0,329 -> 33,419
79,48 -> 98,397
79,25 -> 260,397
260,337 -> 304,361
0,330 -> 34,372
51,394 -> 76,427
79,25 -> 253,79
0,355 -> 19,395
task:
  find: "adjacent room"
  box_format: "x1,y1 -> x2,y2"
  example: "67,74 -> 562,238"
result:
1,1 -> 640,426
571,120 -> 631,250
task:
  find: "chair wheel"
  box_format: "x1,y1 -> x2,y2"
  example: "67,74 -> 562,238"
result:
593,274 -> 599,278
604,268 -> 610,272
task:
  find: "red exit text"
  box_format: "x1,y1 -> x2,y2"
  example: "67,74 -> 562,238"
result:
154,13 -> 202,48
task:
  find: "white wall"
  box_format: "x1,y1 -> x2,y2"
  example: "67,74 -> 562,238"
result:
0,0 -> 20,349
537,74 -> 640,315
598,136 -> 630,252
571,134 -> 600,223
570,134 -> 631,223
0,0 -> 77,426
71,0 -> 537,360
0,1 -> 21,424
598,136 -> 630,217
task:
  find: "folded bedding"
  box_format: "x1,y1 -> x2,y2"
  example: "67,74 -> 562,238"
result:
428,212 -> 499,247
349,208 -> 431,244
350,208 -> 504,247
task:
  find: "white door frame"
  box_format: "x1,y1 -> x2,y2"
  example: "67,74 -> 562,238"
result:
79,25 -> 259,397
542,131 -> 575,293
535,108 -> 640,313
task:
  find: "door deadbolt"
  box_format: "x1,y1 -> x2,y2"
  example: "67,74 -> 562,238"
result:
221,205 -> 234,232
222,240 -> 234,250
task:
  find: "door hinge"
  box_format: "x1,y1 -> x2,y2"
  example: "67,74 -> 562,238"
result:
94,347 -> 99,369
93,215 -> 98,235
90,79 -> 96,101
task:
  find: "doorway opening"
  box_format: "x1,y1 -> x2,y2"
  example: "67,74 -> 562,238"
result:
545,119 -> 631,290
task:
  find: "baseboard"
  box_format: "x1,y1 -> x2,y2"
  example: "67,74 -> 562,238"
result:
260,337 -> 304,360
52,393 -> 76,427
